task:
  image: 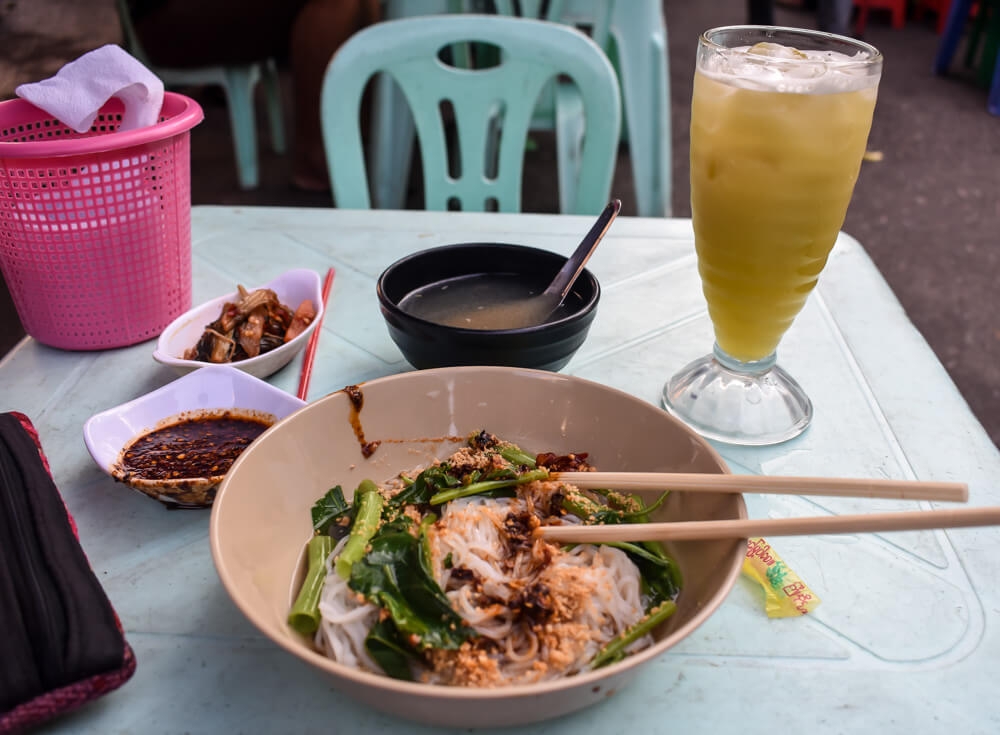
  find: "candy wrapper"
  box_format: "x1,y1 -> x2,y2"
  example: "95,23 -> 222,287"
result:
743,537 -> 820,617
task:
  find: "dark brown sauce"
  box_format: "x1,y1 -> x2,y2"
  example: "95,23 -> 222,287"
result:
340,384 -> 465,458
344,385 -> 364,411
378,436 -> 465,445
119,413 -> 271,481
343,385 -> 380,457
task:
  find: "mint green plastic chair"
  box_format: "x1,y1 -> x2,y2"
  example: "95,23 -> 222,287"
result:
373,0 -> 671,216
320,14 -> 621,213
496,0 -> 671,217
114,0 -> 286,190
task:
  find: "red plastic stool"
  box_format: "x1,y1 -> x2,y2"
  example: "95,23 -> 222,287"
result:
916,0 -> 956,32
854,0 -> 907,34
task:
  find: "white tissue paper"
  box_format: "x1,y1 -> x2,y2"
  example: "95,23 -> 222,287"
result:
15,44 -> 164,133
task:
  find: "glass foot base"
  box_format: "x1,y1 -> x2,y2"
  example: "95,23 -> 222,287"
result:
662,347 -> 813,446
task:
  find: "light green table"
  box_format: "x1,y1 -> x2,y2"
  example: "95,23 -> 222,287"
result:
2,207 -> 998,733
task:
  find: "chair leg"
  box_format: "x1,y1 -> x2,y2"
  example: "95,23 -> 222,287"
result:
554,81 -> 584,214
963,0 -> 989,68
369,73 -> 415,210
989,44 -> 1000,113
938,0 -> 954,33
855,0 -> 870,36
935,0 -> 975,73
978,2 -> 1000,86
262,58 -> 287,155
371,0 -> 453,208
222,66 -> 262,190
892,0 -> 906,28
610,2 -> 672,217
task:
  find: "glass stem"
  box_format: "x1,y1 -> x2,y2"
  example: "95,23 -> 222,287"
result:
712,343 -> 776,375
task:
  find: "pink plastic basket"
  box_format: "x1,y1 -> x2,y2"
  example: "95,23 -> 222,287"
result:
0,92 -> 203,350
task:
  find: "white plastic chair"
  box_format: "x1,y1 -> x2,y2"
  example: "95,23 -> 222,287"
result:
114,0 -> 286,190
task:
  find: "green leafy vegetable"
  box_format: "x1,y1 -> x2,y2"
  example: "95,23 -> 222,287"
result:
334,480 -> 383,580
557,490 -> 681,604
311,485 -> 353,536
558,489 -> 608,522
600,540 -> 674,567
349,530 -> 472,650
636,555 -> 682,604
602,542 -> 680,603
379,514 -> 414,536
591,488 -> 643,512
621,491 -> 670,519
428,468 -> 548,505
467,430 -> 536,468
620,492 -> 682,600
462,467 -> 518,485
560,489 -> 670,525
389,465 -> 461,507
364,618 -> 417,681
418,512 -> 437,578
498,445 -> 537,469
287,535 -> 335,634
590,600 -> 677,669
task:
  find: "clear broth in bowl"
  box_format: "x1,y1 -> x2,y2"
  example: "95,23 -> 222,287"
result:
398,273 -> 570,330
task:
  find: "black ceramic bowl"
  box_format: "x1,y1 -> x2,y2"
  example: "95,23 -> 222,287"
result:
377,243 -> 600,371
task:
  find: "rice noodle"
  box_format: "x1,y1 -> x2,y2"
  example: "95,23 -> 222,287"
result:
314,455 -> 655,687
315,537 -> 379,672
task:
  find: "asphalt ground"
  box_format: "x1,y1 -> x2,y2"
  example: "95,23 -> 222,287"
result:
0,0 -> 997,446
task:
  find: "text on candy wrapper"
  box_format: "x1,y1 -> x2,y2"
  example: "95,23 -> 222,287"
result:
746,538 -> 776,565
782,581 -> 815,614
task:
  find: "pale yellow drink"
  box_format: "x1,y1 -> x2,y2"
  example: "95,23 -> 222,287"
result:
690,47 -> 878,362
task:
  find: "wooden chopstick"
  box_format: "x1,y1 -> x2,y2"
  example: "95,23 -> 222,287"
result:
296,267 -> 336,401
535,506 -> 1000,543
552,472 -> 968,502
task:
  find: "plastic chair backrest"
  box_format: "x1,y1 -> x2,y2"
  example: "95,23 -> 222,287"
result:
496,0 -> 613,48
320,14 -> 621,212
490,0 -> 672,216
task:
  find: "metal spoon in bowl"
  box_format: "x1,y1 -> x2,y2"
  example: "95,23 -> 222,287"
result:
510,199 -> 620,328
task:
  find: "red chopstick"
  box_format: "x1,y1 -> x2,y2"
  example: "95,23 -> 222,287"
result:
297,267 -> 336,401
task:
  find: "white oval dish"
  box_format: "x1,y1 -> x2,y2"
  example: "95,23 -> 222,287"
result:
153,268 -> 324,379
84,365 -> 306,506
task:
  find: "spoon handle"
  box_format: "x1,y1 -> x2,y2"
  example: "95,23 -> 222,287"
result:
543,199 -> 621,300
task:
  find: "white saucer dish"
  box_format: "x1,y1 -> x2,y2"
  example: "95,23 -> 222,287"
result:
153,268 -> 324,379
84,365 -> 306,506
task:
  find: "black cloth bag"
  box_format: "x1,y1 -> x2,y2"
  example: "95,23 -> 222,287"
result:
0,412 -> 134,731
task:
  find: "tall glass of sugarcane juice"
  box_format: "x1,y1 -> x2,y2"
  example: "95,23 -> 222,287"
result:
663,27 -> 882,445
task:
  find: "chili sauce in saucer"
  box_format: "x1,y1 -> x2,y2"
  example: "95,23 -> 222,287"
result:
119,412 -> 272,481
